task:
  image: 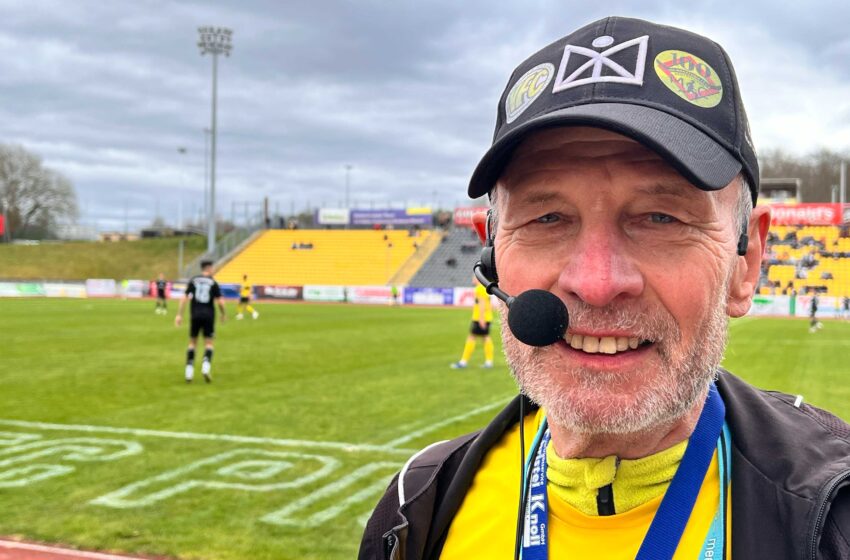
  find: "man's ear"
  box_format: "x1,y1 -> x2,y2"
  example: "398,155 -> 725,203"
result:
472,211 -> 488,244
727,205 -> 771,317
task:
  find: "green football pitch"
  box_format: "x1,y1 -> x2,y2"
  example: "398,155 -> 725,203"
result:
0,298 -> 848,560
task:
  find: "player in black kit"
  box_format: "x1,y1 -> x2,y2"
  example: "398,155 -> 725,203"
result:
175,260 -> 226,383
154,272 -> 168,315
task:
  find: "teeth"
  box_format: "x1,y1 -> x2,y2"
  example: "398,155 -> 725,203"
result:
570,334 -> 583,349
564,334 -> 644,354
582,336 -> 599,353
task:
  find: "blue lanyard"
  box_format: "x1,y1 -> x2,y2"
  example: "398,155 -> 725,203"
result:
522,384 -> 729,559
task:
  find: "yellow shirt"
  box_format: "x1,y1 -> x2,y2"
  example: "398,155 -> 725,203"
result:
240,283 -> 252,298
472,284 -> 494,322
440,409 -> 730,559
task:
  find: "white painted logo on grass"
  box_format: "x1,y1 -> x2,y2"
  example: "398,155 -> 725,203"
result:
91,449 -> 339,508
0,436 -> 142,488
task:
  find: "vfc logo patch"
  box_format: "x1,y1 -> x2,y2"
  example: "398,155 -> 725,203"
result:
552,35 -> 649,93
505,63 -> 555,124
654,50 -> 723,108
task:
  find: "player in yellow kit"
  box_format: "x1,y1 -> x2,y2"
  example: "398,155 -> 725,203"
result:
450,276 -> 494,369
235,274 -> 259,320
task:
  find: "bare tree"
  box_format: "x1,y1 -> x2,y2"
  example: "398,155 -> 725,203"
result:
761,148 -> 850,202
0,144 -> 78,239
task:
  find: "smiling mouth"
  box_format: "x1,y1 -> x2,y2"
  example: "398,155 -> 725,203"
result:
563,334 -> 653,355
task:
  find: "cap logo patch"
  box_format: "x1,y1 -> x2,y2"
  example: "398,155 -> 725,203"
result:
552,35 -> 648,93
654,50 -> 723,108
505,63 -> 555,124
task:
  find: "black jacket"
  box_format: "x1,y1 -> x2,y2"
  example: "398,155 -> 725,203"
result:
360,371 -> 850,559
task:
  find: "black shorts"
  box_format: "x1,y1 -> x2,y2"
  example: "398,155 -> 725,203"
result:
157,290 -> 166,300
239,296 -> 250,304
190,316 -> 215,338
470,321 -> 491,336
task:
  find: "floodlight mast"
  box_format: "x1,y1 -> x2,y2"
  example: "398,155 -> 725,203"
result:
197,26 -> 233,256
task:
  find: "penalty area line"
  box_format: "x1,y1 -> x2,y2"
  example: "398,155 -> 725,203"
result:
381,398 -> 510,449
0,419 -> 413,457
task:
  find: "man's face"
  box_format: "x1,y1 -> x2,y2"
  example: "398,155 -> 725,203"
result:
494,127 -> 757,434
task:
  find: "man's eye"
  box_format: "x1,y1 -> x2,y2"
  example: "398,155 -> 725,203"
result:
535,213 -> 559,224
648,213 -> 677,224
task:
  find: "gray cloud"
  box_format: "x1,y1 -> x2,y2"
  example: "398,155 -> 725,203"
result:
0,0 -> 848,231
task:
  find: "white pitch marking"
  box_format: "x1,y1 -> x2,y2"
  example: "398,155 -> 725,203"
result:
0,431 -> 42,446
0,464 -> 75,487
261,461 -> 398,527
0,419 -> 413,456
0,539 -> 143,560
91,449 -> 339,509
381,398 -> 509,448
0,438 -> 143,488
0,439 -> 143,465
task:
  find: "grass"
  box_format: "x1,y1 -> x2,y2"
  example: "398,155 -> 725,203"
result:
0,237 -> 207,280
0,299 -> 847,559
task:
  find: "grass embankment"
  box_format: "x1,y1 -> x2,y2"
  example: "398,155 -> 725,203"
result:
0,237 -> 206,280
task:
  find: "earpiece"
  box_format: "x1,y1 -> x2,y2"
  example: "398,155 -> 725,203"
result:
478,210 -> 498,283
737,224 -> 749,257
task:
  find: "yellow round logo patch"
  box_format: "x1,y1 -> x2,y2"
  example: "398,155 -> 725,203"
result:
654,50 -> 723,108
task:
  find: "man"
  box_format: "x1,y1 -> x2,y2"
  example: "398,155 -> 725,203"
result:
175,260 -> 225,383
361,17 -> 850,559
450,275 -> 494,369
154,272 -> 168,315
809,292 -> 823,333
236,274 -> 259,320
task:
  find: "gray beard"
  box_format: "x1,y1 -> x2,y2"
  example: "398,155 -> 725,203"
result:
500,282 -> 730,435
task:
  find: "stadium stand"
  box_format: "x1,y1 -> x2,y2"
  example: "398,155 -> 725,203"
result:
759,224 -> 850,297
214,229 -> 436,286
408,228 -> 482,287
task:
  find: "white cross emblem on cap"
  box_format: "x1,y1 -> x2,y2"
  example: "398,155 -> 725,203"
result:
552,35 -> 649,92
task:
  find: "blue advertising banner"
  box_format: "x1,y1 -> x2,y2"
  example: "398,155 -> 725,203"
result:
403,287 -> 454,305
350,209 -> 433,226
220,283 -> 242,299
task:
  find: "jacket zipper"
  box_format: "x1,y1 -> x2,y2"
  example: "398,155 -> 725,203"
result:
809,469 -> 850,559
597,484 -> 615,516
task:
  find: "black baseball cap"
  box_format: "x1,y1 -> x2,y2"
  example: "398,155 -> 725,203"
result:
468,16 -> 759,203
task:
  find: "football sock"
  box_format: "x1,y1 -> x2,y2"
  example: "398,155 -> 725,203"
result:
246,305 -> 255,313
461,339 -> 475,363
484,338 -> 494,363
186,348 -> 195,366
204,348 -> 213,363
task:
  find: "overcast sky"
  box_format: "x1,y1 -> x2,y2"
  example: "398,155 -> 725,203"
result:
2,0 -> 849,231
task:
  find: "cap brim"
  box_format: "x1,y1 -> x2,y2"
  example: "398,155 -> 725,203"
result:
468,102 -> 742,199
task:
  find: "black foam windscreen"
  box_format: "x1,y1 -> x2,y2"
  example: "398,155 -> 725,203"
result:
507,289 -> 569,347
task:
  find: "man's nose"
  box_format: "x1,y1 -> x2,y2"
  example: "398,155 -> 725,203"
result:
557,226 -> 644,307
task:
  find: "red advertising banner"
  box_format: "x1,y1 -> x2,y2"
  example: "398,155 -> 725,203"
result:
453,206 -> 489,227
769,203 -> 847,226
0,214 -> 4,236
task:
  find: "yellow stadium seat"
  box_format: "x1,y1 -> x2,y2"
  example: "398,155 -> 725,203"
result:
215,229 -> 436,286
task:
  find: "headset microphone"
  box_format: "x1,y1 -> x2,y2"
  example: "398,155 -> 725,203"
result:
472,211 -> 569,347
473,264 -> 569,347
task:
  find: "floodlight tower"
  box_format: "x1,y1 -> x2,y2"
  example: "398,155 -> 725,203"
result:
197,26 -> 233,255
